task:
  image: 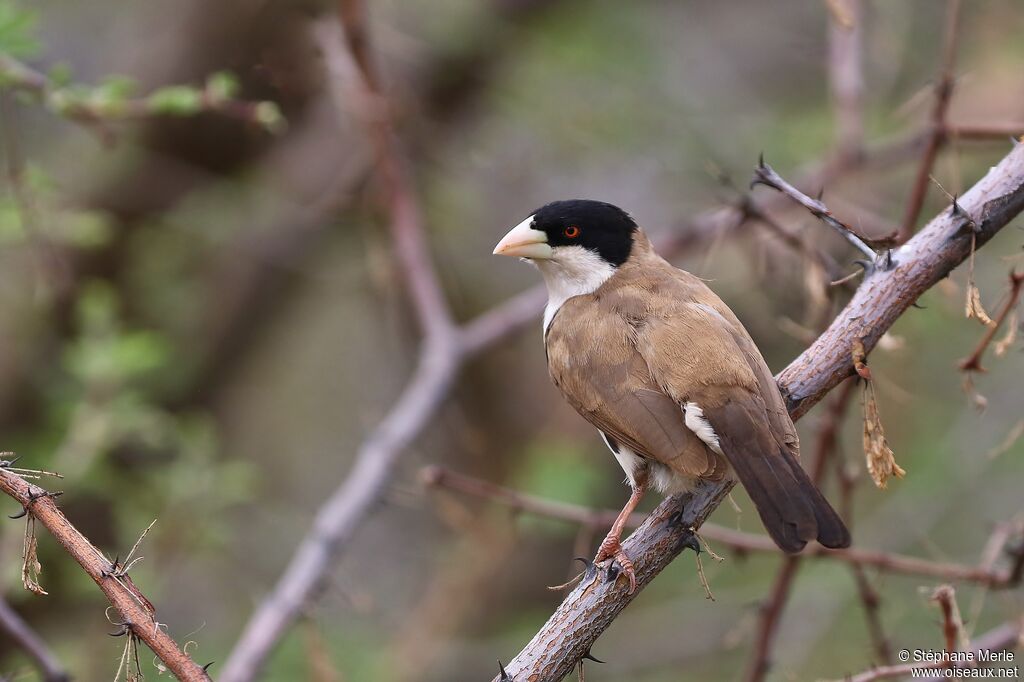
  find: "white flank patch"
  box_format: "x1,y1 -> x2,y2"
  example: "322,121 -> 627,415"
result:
600,431 -> 643,488
684,402 -> 724,455
600,431 -> 693,493
536,245 -> 616,332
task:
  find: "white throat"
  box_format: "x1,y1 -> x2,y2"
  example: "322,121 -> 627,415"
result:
535,245 -> 617,332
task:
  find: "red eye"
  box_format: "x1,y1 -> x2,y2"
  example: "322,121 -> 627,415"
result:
564,225 -> 580,238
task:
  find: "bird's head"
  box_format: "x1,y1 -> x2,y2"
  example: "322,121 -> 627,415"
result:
492,199 -> 638,269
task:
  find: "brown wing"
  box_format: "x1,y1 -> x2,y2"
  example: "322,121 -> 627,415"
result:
545,297 -> 723,481
627,264 -> 850,551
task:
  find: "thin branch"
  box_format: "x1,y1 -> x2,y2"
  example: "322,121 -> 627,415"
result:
931,585 -> 968,655
752,159 -> 888,259
0,595 -> 69,681
743,557 -> 801,682
742,380 -> 857,682
421,466 -> 1023,588
950,123 -> 1024,141
850,565 -> 894,664
827,0 -> 864,158
494,141 -> 1024,681
220,341 -> 460,682
0,469 -> 210,681
958,269 -> 1024,372
898,0 -> 963,242
0,53 -> 283,136
329,5 -> 454,339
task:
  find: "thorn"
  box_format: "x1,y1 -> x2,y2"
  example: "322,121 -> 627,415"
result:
582,649 -> 605,664
816,187 -> 825,201
852,258 -> 875,277
202,661 -> 216,673
677,531 -> 702,554
605,561 -> 620,583
758,152 -> 765,168
950,195 -> 963,216
108,624 -> 130,637
0,456 -> 21,468
575,556 -> 597,582
911,301 -> 927,309
497,659 -> 512,681
8,507 -> 27,519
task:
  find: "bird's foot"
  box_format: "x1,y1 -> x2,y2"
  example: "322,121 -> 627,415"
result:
594,536 -> 637,594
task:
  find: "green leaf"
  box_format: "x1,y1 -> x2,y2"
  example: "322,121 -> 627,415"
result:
0,1 -> 39,59
254,101 -> 286,133
205,71 -> 240,102
146,85 -> 203,116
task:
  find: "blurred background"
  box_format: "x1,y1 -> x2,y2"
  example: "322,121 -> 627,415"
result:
0,0 -> 1022,680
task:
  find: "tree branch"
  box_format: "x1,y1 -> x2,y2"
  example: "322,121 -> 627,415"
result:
0,469 -> 210,681
742,380 -> 856,682
0,53 -> 283,136
958,269 -> 1024,372
898,0 -> 962,242
492,141 -> 1024,682
421,466 -> 1023,587
0,595 -> 69,681
827,0 -> 864,159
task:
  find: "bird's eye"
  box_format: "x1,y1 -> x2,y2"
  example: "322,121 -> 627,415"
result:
564,225 -> 580,238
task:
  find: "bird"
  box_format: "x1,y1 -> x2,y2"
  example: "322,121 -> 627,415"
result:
493,199 -> 850,592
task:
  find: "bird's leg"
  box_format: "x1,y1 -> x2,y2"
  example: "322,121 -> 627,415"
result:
594,470 -> 648,594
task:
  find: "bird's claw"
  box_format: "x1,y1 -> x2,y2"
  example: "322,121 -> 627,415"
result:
594,538 -> 637,594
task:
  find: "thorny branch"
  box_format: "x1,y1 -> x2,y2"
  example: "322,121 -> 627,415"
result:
752,158 -> 888,259
0,468 -> 211,681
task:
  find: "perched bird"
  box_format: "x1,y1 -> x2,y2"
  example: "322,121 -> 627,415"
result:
493,199 -> 850,592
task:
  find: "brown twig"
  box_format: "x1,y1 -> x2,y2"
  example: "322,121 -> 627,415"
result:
931,585 -> 968,656
420,466 -> 1024,589
958,269 -> 1024,372
898,0 -> 963,243
742,380 -> 857,682
494,142 -> 1024,681
0,469 -> 210,681
950,123 -> 1024,141
827,0 -> 864,159
743,556 -> 802,682
0,595 -> 69,681
850,565 -> 894,664
752,159 -> 891,258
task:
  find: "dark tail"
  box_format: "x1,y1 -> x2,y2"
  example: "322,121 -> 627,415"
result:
710,402 -> 851,553
727,445 -> 850,552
